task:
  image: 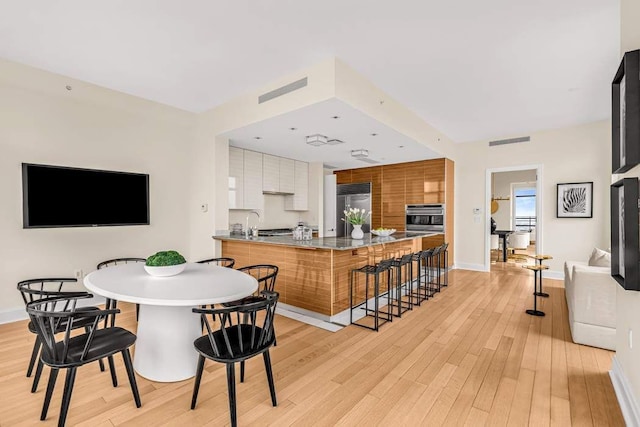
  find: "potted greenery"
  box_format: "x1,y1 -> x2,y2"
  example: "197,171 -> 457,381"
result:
144,250 -> 187,277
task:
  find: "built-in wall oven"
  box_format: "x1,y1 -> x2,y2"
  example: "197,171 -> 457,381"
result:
406,204 -> 445,232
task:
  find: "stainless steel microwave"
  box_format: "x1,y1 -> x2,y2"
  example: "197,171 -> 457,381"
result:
405,204 -> 445,232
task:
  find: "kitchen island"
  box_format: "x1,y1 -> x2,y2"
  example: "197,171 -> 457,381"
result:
213,232 -> 440,319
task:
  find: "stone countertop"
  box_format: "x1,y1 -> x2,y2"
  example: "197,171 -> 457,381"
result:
212,231 -> 440,251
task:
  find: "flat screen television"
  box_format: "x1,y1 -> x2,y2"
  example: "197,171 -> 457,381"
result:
22,163 -> 150,228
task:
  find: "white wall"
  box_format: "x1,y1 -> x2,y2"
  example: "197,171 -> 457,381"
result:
0,59 -> 195,316
455,121 -> 611,273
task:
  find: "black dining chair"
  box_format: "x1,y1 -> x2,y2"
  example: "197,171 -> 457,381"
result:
96,257 -> 146,324
196,257 -> 236,268
227,265 -> 280,355
191,291 -> 279,427
17,278 -> 106,393
27,294 -> 141,427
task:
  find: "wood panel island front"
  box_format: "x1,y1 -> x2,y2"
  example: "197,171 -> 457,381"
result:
213,232 -> 440,320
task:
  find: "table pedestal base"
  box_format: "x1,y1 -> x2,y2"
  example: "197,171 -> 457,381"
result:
134,304 -> 202,382
526,309 -> 545,317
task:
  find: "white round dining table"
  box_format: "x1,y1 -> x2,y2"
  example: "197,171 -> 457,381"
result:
84,263 -> 258,382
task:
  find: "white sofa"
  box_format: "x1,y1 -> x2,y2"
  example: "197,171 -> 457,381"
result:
564,258 -> 617,351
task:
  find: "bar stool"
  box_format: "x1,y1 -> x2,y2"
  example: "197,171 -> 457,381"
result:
427,245 -> 443,293
384,253 -> 414,317
410,249 -> 433,305
441,242 -> 449,287
530,255 -> 553,297
523,264 -> 549,316
350,258 -> 394,331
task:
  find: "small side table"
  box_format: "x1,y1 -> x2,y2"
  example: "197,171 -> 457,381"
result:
530,255 -> 553,298
523,264 -> 549,317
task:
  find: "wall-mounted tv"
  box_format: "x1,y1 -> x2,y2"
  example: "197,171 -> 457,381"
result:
22,163 -> 150,228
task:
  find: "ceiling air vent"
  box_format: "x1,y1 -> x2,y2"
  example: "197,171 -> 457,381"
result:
258,77 -> 308,104
489,136 -> 530,147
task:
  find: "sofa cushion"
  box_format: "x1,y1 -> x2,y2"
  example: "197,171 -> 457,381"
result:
588,247 -> 611,267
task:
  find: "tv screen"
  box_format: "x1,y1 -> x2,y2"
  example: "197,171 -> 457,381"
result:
22,163 -> 150,228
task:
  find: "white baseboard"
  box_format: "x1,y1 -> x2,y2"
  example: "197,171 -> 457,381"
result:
0,296 -> 107,325
542,270 -> 563,280
454,263 -> 487,272
610,355 -> 640,427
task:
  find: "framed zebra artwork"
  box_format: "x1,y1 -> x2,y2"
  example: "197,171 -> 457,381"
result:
556,182 -> 593,218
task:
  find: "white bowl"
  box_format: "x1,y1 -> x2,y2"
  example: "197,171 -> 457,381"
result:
144,263 -> 186,277
371,228 -> 396,237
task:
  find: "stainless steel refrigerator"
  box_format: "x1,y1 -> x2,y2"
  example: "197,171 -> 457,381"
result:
336,182 -> 372,237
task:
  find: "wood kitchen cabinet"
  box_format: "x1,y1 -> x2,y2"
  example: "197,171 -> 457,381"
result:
334,157 -> 454,266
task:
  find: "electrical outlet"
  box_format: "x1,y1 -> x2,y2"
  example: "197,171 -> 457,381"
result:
74,269 -> 83,280
201,203 -> 208,213
630,329 -> 633,349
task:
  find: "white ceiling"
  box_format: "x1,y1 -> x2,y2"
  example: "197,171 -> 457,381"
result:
223,98 -> 440,170
0,1 -> 620,143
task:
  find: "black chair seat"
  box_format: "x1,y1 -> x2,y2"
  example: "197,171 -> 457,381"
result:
194,324 -> 273,363
43,327 -> 137,368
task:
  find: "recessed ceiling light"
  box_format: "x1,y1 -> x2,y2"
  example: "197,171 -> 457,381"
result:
370,133 -> 378,137
65,85 -> 72,91
254,136 -> 262,140
289,127 -> 297,131
398,145 -> 404,148
332,115 -> 340,119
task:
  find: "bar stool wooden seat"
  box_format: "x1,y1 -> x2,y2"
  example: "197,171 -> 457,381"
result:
523,264 -> 549,316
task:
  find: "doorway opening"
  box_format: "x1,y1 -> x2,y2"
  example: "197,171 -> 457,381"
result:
485,165 -> 543,272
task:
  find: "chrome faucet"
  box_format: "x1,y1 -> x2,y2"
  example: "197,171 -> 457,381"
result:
245,210 -> 260,238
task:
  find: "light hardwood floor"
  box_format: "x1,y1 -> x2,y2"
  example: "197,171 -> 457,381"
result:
0,268 -> 623,426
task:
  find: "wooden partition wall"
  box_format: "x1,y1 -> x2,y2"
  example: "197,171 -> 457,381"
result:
335,158 -> 454,266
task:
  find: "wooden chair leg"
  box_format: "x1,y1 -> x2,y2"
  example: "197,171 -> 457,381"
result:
108,356 -> 118,387
122,349 -> 141,408
191,355 -> 205,410
27,336 -> 41,377
58,367 -> 77,427
31,359 -> 44,393
41,367 -> 58,420
226,363 -> 237,427
263,350 -> 277,407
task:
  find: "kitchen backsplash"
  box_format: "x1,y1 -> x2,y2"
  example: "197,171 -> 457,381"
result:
229,194 -> 315,229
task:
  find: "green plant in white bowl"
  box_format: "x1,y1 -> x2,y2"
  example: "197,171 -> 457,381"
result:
144,250 -> 187,277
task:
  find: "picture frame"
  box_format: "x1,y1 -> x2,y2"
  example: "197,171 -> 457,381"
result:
612,49 -> 640,174
611,178 -> 639,291
556,182 -> 593,218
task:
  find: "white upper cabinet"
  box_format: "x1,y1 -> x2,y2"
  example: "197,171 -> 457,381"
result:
228,147 -> 244,209
243,150 -> 263,210
262,154 -> 295,194
229,148 -> 306,210
262,154 -> 280,193
285,161 -> 309,211
279,158 -> 295,194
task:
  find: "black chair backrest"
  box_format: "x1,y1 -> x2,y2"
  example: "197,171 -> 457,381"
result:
237,265 -> 278,292
193,291 -> 279,361
26,294 -> 119,365
97,258 -> 146,269
17,278 -> 85,305
197,257 -> 236,268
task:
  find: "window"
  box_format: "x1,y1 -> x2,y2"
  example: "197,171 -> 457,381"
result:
514,187 -> 536,231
